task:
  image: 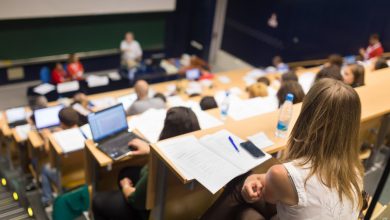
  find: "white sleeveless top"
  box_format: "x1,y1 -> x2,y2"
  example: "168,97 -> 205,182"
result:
276,160 -> 360,220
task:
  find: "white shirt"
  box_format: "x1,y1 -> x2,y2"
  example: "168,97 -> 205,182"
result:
120,40 -> 143,62
277,160 -> 360,220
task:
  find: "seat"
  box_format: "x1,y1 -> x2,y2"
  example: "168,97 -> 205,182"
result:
39,66 -> 51,83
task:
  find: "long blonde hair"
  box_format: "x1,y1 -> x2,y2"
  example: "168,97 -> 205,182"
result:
285,78 -> 364,208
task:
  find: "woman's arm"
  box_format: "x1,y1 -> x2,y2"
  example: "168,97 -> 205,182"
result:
241,165 -> 298,206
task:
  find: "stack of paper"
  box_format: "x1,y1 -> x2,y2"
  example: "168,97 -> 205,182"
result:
186,82 -> 202,96
53,128 -> 86,153
15,124 -> 31,141
157,129 -> 271,193
128,109 -> 167,143
33,83 -> 55,95
193,109 -> 223,129
5,107 -> 26,123
299,72 -> 316,94
86,75 -> 109,88
228,97 -> 278,121
117,94 -> 137,110
108,72 -> 121,81
90,97 -> 117,110
57,81 -> 80,93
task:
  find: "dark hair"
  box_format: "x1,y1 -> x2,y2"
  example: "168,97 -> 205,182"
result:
315,65 -> 343,82
374,57 -> 389,70
257,77 -> 270,86
281,71 -> 298,84
277,81 -> 305,107
200,96 -> 218,110
328,54 -> 343,68
370,33 -> 380,41
159,107 -> 201,140
58,107 -> 79,128
349,64 -> 365,88
153,93 -> 167,103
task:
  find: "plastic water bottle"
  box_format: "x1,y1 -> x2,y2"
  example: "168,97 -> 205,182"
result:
275,93 -> 294,138
220,92 -> 230,120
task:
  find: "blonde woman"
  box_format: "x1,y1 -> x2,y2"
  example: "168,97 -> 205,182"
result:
202,79 -> 364,220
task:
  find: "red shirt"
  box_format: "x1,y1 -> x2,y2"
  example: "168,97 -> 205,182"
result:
366,42 -> 384,59
67,61 -> 84,80
51,68 -> 67,84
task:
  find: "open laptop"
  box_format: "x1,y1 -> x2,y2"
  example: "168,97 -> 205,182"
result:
6,107 -> 28,128
186,68 -> 201,81
33,105 -> 64,130
87,104 -> 142,160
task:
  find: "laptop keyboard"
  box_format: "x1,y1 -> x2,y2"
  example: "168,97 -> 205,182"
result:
100,132 -> 139,159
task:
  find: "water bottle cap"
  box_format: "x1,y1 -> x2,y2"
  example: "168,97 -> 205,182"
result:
286,93 -> 294,102
225,91 -> 230,97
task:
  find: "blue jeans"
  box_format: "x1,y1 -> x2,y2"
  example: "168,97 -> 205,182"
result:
41,164 -> 59,205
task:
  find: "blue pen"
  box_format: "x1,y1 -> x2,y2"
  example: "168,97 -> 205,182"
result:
228,136 -> 239,153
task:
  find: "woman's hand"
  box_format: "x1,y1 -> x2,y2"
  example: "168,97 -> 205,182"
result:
120,177 -> 136,198
128,138 -> 150,155
241,174 -> 263,203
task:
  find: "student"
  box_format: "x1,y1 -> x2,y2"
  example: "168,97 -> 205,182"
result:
315,65 -> 343,82
92,107 -> 201,220
247,82 -> 268,98
257,77 -> 270,86
120,32 -> 143,68
276,81 -> 305,107
326,54 -> 343,68
343,64 -> 365,88
127,80 -> 165,115
272,56 -> 289,73
40,107 -> 80,206
201,79 -> 364,220
360,34 -> 384,60
153,92 -> 167,103
51,63 -> 68,84
29,95 -> 49,124
200,96 -> 218,110
281,71 -> 298,84
67,53 -> 84,81
374,57 -> 389,70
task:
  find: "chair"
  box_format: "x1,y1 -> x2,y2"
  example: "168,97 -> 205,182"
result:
39,66 -> 51,83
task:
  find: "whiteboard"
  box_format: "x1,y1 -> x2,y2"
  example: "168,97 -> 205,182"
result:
0,0 -> 176,20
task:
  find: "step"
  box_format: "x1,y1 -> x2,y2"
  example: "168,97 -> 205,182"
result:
0,191 -> 12,199
0,207 -> 25,219
0,198 -> 15,206
0,202 -> 19,213
8,213 -> 33,220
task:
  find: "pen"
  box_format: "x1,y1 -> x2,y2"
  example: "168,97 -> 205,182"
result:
228,136 -> 239,153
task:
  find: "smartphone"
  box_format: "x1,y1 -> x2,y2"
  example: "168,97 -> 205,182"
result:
240,141 -> 265,158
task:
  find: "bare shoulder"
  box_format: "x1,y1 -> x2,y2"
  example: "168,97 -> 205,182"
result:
266,164 -> 298,205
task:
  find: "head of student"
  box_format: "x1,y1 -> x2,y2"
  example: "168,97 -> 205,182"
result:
68,53 -> 79,63
343,64 -> 365,88
55,62 -> 64,70
369,33 -> 380,45
200,96 -> 218,111
286,78 -> 363,208
257,77 -> 270,86
272,55 -> 283,67
153,93 -> 167,103
125,32 -> 134,43
58,107 -> 79,129
159,107 -> 201,140
276,81 -> 305,107
281,71 -> 298,84
134,80 -> 149,100
327,54 -> 343,68
247,82 -> 268,98
374,57 -> 389,70
30,95 -> 48,110
315,65 -> 343,82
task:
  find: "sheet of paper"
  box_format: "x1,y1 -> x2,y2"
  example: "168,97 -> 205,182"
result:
6,107 -> 26,123
117,93 -> 137,110
57,81 -> 80,93
33,83 -> 55,95
157,135 -> 241,194
86,75 -> 109,88
90,97 -> 117,110
108,72 -> 121,81
167,96 -> 201,111
15,124 -> 31,141
72,103 -> 91,116
247,132 -> 274,149
193,109 -> 223,129
299,72 -> 316,94
214,91 -> 242,106
133,109 -> 167,143
228,97 -> 278,121
80,124 -> 93,140
218,76 -> 231,84
200,129 -> 271,173
53,128 -> 86,153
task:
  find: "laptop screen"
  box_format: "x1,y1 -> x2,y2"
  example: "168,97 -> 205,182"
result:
34,105 -> 64,130
88,104 -> 128,142
186,68 -> 201,80
6,107 -> 26,123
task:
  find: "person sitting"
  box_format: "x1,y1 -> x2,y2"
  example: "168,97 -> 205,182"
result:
200,96 -> 218,110
257,77 -> 270,86
67,53 -> 84,81
374,57 -> 389,70
247,82 -> 268,98
315,65 -> 343,82
360,34 -> 384,60
153,93 -> 167,103
281,71 -> 298,84
51,63 -> 69,84
40,107 -> 80,206
120,32 -> 143,69
276,81 -> 305,107
127,80 -> 165,115
343,64 -> 365,88
92,107 -> 201,220
201,79 -> 365,220
272,56 -> 289,73
325,54 -> 343,68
